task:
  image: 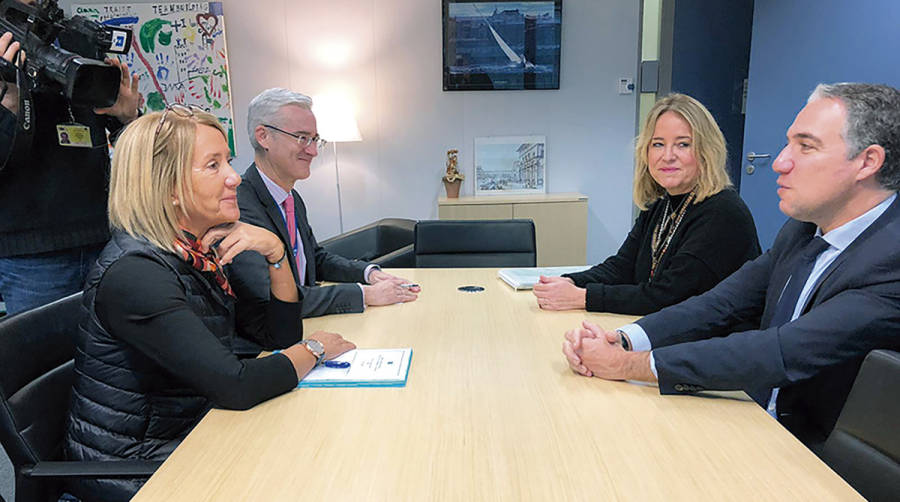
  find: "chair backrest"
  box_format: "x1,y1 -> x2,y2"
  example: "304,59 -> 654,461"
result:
414,219 -> 536,268
821,350 -> 900,502
320,218 -> 416,263
374,219 -> 416,255
0,293 -> 82,471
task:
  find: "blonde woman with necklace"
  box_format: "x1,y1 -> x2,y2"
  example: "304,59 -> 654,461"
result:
534,94 -> 760,315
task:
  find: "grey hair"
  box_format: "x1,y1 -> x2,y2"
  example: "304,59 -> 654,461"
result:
809,82 -> 900,191
247,88 -> 313,153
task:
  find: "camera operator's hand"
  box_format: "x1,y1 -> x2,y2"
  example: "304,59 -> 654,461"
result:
0,32 -> 23,114
93,58 -> 141,124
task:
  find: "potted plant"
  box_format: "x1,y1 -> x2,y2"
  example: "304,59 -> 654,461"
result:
442,149 -> 464,198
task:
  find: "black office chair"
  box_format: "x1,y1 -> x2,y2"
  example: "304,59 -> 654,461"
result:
0,293 -> 160,502
820,350 -> 900,502
414,219 -> 536,268
319,218 -> 416,268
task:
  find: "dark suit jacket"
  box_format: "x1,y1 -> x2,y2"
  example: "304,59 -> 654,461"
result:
638,195 -> 900,446
228,164 -> 371,318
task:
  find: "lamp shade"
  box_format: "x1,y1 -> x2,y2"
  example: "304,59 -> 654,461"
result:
313,96 -> 362,143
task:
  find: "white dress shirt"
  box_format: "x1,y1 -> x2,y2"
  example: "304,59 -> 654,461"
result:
256,169 -> 378,305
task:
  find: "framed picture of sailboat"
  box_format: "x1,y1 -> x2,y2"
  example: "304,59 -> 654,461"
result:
442,1 -> 562,91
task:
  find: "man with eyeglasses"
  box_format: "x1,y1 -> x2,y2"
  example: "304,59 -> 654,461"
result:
229,87 -> 420,326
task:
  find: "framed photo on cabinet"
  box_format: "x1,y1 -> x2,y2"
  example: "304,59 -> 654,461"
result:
474,135 -> 546,195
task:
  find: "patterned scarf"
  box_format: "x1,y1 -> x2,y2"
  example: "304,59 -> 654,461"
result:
173,232 -> 235,297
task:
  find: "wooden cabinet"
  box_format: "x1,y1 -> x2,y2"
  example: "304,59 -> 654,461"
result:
438,193 -> 588,266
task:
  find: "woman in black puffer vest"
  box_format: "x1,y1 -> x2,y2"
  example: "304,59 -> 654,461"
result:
63,106 -> 356,502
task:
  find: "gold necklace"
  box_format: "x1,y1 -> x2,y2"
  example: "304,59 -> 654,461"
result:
650,189 -> 696,279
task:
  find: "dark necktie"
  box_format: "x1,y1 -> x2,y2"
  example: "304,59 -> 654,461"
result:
768,236 -> 832,328
749,235 -> 831,407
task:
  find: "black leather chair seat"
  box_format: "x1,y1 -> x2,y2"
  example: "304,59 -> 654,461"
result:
0,293 -> 158,502
821,350 -> 900,502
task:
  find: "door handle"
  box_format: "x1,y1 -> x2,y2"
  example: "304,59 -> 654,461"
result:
745,152 -> 770,175
746,152 -> 771,161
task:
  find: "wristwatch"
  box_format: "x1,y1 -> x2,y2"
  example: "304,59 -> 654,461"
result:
616,330 -> 632,351
300,339 -> 326,365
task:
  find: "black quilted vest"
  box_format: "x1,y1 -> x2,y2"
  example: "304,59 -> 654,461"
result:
64,231 -> 235,501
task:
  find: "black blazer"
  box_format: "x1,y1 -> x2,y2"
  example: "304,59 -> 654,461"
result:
228,164 -> 370,317
563,189 -> 760,314
638,195 -> 900,446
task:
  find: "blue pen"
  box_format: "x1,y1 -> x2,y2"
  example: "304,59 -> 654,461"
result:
400,283 -> 419,289
323,360 -> 350,369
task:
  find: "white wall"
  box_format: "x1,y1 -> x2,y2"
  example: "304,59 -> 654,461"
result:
63,0 -> 641,263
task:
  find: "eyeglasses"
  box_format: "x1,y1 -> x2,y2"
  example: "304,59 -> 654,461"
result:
155,103 -> 205,137
262,124 -> 327,149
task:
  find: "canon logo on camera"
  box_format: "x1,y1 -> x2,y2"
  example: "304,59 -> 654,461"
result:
20,96 -> 30,131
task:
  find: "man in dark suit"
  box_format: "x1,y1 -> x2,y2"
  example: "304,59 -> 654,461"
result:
562,83 -> 900,447
229,88 -> 419,318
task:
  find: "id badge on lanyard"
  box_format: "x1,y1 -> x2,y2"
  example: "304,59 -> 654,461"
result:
56,105 -> 93,148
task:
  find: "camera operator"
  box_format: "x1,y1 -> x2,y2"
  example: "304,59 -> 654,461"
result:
0,1 -> 142,316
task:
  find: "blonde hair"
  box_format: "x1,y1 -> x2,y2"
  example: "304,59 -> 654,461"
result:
633,93 -> 731,209
108,109 -> 227,252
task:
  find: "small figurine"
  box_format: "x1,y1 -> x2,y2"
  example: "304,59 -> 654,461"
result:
443,149 -> 464,183
442,149 -> 464,198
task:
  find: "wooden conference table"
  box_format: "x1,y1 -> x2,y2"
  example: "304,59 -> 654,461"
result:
133,268 -> 860,501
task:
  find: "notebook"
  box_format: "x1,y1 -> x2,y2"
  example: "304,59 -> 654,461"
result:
497,266 -> 590,290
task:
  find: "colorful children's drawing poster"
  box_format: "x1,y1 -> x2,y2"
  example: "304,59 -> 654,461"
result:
72,2 -> 236,153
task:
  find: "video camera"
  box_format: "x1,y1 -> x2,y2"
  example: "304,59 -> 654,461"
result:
0,0 -> 133,108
